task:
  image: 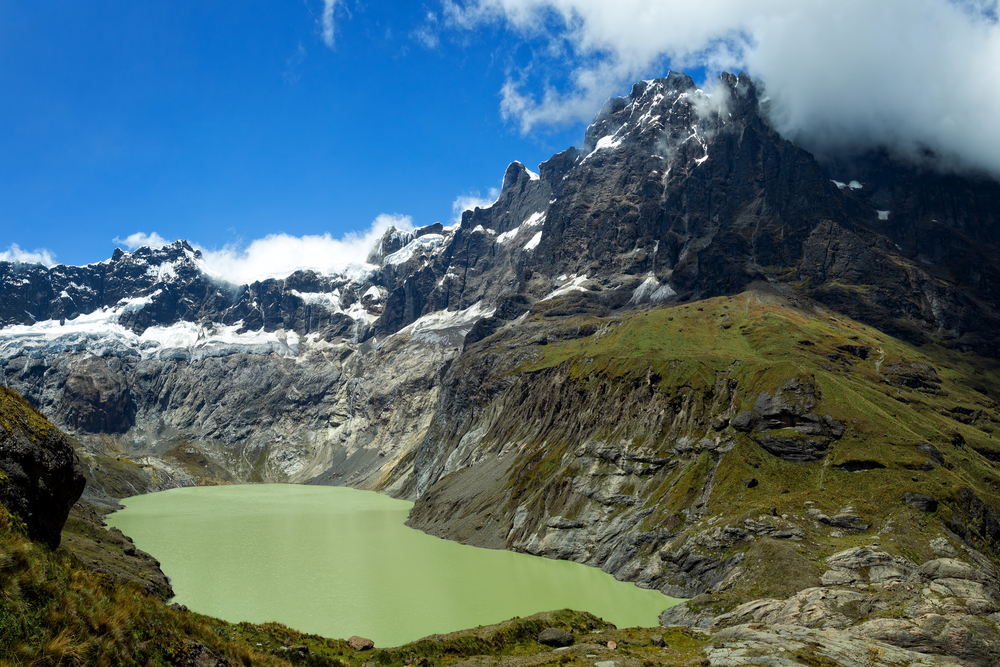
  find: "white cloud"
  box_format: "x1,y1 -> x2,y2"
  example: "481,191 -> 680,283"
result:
114,232 -> 171,251
452,188 -> 501,223
443,0 -> 1000,175
414,11 -> 442,48
321,0 -> 340,48
0,243 -> 56,267
196,214 -> 414,285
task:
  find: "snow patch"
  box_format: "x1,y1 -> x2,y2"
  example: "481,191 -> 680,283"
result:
523,231 -> 543,251
383,234 -> 444,265
146,261 -> 180,283
523,212 -> 546,228
500,211 -> 547,245
496,227 -> 521,244
541,275 -> 589,301
848,181 -> 863,190
877,210 -> 890,221
291,290 -> 342,312
831,180 -> 847,189
581,132 -> 625,164
401,301 -> 496,336
345,301 -> 378,325
628,274 -> 677,305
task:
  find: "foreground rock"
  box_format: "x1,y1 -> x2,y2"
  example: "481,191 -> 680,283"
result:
349,636 -> 375,651
0,386 -> 85,548
663,547 -> 1000,666
537,627 -> 574,647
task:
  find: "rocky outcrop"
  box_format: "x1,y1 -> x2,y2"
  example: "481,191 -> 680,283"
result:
0,386 -> 85,548
663,547 -> 1000,666
731,378 -> 845,463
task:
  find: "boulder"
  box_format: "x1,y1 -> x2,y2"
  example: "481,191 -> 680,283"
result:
537,628 -> 574,647
183,641 -> 226,667
902,492 -> 937,513
0,387 -> 86,548
348,636 -> 375,651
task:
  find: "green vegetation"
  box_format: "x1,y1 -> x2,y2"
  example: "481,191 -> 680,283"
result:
458,290 -> 1000,604
0,385 -> 54,442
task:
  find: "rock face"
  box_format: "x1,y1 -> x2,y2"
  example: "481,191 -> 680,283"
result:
732,378 -> 846,463
0,386 -> 85,548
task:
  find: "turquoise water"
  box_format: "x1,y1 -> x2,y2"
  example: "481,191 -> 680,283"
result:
108,484 -> 679,647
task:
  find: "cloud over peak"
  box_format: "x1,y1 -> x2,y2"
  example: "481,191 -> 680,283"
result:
114,232 -> 172,251
444,0 -> 1000,175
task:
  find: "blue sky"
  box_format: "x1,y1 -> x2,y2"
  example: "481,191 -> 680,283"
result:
0,2 -> 584,268
2,1 -> 999,278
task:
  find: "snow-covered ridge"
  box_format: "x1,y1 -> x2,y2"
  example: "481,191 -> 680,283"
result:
0,298 -> 302,363
0,287 -> 393,362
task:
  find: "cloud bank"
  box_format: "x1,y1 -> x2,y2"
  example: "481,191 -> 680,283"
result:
442,0 -> 1000,175
0,244 -> 56,267
196,214 -> 414,285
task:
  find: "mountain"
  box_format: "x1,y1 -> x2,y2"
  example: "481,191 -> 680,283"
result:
3,71 -> 1000,664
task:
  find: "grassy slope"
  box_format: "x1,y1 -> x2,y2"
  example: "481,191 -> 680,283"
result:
510,290 -> 1000,599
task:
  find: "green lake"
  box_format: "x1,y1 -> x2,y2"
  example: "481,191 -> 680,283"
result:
107,484 -> 679,647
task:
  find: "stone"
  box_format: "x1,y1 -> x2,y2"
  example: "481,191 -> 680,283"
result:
348,636 -> 375,651
822,513 -> 870,531
183,641 -> 226,667
731,411 -> 754,432
757,434 -> 832,463
929,537 -> 958,558
607,640 -> 617,650
537,628 -> 574,647
826,547 -> 914,576
821,568 -> 861,586
649,634 -> 665,647
0,387 -> 86,549
918,442 -> 945,464
902,492 -> 938,513
659,602 -> 715,630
